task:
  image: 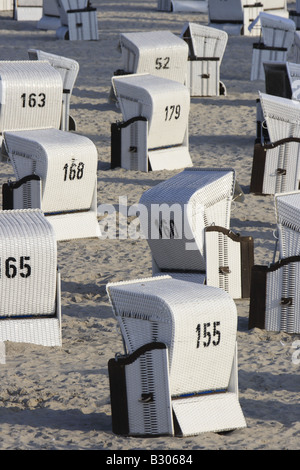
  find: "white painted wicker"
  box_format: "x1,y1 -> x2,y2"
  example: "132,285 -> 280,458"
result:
55,0 -> 87,25
157,0 -> 208,12
0,61 -> 62,145
107,276 -> 246,435
4,128 -> 100,241
119,31 -> 188,85
250,13 -> 295,80
180,22 -> 228,96
0,209 -> 61,362
111,73 -> 192,171
37,0 -> 61,30
55,0 -> 98,40
274,191 -> 300,258
14,0 -> 43,21
139,167 -> 235,273
28,49 -> 79,131
0,0 -> 13,10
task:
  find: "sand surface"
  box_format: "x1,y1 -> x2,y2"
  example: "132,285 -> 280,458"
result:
0,0 -> 299,451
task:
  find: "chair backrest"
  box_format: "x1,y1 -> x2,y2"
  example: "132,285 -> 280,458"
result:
0,61 -> 62,140
208,0 -> 243,22
112,73 -> 190,150
180,22 -> 228,60
4,128 -> 98,214
0,209 -> 57,318
259,92 -> 300,142
139,167 -> 235,272
107,276 -> 238,397
119,31 -> 189,85
260,12 -> 295,48
55,0 -> 88,25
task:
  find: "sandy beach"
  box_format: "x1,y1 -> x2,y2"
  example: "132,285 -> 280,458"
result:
0,0 -> 299,451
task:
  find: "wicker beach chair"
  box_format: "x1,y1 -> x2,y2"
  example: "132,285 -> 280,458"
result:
117,31 -> 189,85
37,0 -> 61,30
0,209 -> 61,364
14,0 -> 43,21
250,13 -> 295,81
157,0 -> 208,12
208,0 -> 264,36
55,0 -> 98,40
250,92 -> 300,195
180,22 -> 228,96
0,61 -> 62,156
138,167 -> 235,275
3,128 -> 100,242
111,73 -> 192,172
107,276 -> 246,436
28,49 -> 79,131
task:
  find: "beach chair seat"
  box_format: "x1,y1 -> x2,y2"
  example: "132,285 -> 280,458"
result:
250,13 -> 295,80
157,0 -> 208,12
205,226 -> 254,299
251,92 -> 300,194
180,22 -> 228,96
14,0 -> 43,21
249,256 -> 300,333
0,61 -> 62,152
107,276 -> 246,436
28,49 -> 79,131
0,209 -> 61,364
3,128 -> 100,241
55,0 -> 98,40
37,0 -> 61,30
111,73 -> 192,172
139,167 -> 236,274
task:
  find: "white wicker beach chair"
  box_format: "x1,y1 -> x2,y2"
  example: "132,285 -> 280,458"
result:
208,0 -> 264,36
55,0 -> 98,40
3,128 -> 100,242
138,167 -> 236,275
28,49 -> 79,131
14,0 -> 43,20
205,226 -> 254,299
250,13 -> 295,81
0,209 -> 61,364
249,256 -> 300,333
157,0 -> 208,12
118,31 -> 189,85
0,61 -> 62,153
37,0 -> 61,30
250,92 -> 300,195
180,23 -> 228,96
111,73 -> 192,172
107,276 -> 246,436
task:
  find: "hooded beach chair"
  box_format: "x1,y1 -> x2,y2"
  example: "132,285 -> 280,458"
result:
116,30 -> 189,85
138,167 -> 252,299
0,209 -> 61,364
250,92 -> 300,195
2,128 -> 100,242
250,12 -> 295,81
180,22 -> 228,96
157,0 -> 208,12
107,276 -> 246,436
14,0 -> 43,21
28,49 -> 79,131
37,0 -> 61,30
0,60 -> 63,161
249,190 -> 300,334
55,0 -> 98,40
111,73 -> 192,172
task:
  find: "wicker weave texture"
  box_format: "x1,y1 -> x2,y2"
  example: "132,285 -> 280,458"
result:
5,128 -> 98,214
260,12 -> 295,48
0,209 -> 57,318
262,142 -> 300,194
119,31 -> 188,85
112,73 -> 190,150
107,276 -> 237,397
139,168 -> 235,271
275,191 -> 300,257
0,61 -> 62,134
181,22 -> 228,60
